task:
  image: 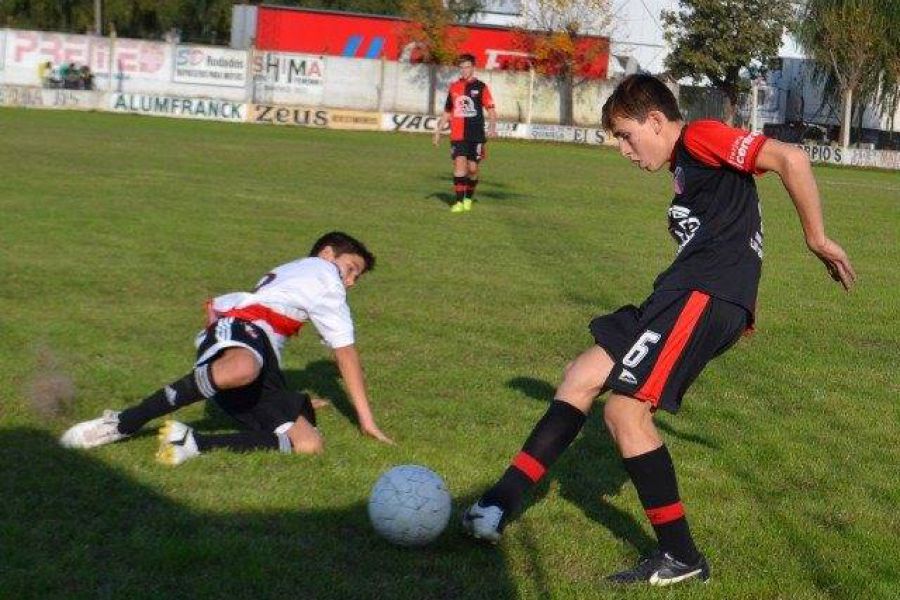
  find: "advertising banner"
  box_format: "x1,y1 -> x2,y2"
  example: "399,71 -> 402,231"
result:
2,30 -> 170,87
0,29 -> 6,71
800,144 -> 900,170
173,45 -> 248,87
252,52 -> 324,91
527,123 -> 609,145
382,112 -> 522,139
0,85 -> 103,110
110,93 -> 246,121
250,103 -> 329,127
328,109 -> 381,130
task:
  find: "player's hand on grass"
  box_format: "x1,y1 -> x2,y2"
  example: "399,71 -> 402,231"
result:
360,420 -> 395,445
808,237 -> 857,291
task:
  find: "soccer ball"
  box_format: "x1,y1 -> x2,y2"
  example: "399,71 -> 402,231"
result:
367,464 -> 452,546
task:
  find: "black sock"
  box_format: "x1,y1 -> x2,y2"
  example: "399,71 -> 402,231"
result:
466,178 -> 478,199
482,400 -> 586,521
622,445 -> 700,564
453,176 -> 468,202
194,430 -> 291,453
117,364 -> 219,434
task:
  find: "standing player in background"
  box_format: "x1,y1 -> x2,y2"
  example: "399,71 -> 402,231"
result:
433,53 -> 498,213
462,74 -> 856,586
60,231 -> 393,464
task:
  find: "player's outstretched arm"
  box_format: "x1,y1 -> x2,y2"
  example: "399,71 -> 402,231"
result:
487,107 -> 498,138
332,344 -> 394,444
755,139 -> 857,290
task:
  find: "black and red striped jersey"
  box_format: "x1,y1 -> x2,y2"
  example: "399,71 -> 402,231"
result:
444,77 -> 495,142
653,120 -> 769,319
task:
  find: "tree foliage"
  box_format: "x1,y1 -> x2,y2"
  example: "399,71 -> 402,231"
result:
0,0 -> 408,44
662,0 -> 792,125
515,0 -> 611,125
398,0 -> 464,65
794,0 -> 900,145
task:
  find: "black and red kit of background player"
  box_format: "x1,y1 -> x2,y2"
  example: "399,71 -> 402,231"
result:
433,53 -> 497,213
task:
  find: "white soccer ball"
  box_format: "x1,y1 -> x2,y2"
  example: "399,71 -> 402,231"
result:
367,464 -> 452,546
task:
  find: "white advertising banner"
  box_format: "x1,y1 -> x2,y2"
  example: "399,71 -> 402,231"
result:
0,29 -> 6,72
527,123 -> 610,145
110,93 -> 246,121
0,85 -> 104,110
173,45 -> 248,88
800,144 -> 900,170
1,29 -> 171,88
381,112 -> 524,139
251,51 -> 325,104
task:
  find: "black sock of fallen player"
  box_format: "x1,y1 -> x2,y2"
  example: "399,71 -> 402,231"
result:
194,430 -> 292,454
117,363 -> 219,434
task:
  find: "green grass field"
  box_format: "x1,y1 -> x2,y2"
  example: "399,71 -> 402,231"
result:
1,107 -> 898,599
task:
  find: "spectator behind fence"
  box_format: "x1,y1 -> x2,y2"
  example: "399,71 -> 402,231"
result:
38,61 -> 53,88
64,62 -> 81,89
80,65 -> 94,91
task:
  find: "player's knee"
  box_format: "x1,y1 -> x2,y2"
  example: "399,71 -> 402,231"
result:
212,350 -> 260,388
292,428 -> 325,455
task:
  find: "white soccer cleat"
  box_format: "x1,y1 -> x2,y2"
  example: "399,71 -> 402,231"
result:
462,501 -> 505,544
59,410 -> 130,449
155,420 -> 200,466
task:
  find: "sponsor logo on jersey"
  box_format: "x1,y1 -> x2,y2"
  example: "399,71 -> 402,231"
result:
454,95 -> 478,118
668,204 -> 701,253
164,386 -> 177,407
730,131 -> 762,168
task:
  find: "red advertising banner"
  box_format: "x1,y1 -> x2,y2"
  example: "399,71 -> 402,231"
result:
255,6 -> 608,79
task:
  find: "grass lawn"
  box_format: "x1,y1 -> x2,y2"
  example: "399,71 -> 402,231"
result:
1,107 -> 898,599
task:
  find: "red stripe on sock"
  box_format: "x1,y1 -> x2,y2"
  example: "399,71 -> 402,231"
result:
645,501 -> 685,525
512,451 -> 546,482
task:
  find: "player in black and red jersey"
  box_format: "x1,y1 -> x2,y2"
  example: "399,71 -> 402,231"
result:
433,53 -> 497,213
463,74 -> 856,585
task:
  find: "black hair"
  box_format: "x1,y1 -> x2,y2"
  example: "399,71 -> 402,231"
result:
601,74 -> 682,131
309,231 -> 376,273
457,53 -> 476,66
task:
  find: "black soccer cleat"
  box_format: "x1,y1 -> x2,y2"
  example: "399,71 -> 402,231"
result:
605,550 -> 710,586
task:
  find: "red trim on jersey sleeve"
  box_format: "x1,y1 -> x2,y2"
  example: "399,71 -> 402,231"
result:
482,84 -> 495,109
683,120 -> 769,174
634,291 -> 710,405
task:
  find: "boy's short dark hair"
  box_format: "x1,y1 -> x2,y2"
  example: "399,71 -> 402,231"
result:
601,74 -> 683,131
309,231 -> 376,273
457,53 -> 476,66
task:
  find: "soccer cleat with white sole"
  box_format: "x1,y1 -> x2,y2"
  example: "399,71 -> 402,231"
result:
462,501 -> 505,543
605,550 -> 710,586
59,410 -> 130,449
155,420 -> 200,466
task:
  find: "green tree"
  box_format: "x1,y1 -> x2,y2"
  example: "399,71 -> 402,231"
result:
516,0 -> 611,126
662,0 -> 792,125
793,0 -> 892,147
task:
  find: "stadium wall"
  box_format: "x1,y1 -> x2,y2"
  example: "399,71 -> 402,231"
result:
2,27 -> 899,169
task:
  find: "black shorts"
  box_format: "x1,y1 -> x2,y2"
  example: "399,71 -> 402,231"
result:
589,290 -> 749,413
195,318 -> 315,431
451,140 -> 486,162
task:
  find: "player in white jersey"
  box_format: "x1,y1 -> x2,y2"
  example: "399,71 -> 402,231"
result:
60,232 -> 392,464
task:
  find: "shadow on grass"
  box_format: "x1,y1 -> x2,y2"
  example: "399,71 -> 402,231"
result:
505,376 -> 718,557
0,429 -> 516,599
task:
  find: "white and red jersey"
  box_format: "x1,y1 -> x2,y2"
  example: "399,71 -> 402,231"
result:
205,257 -> 354,363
